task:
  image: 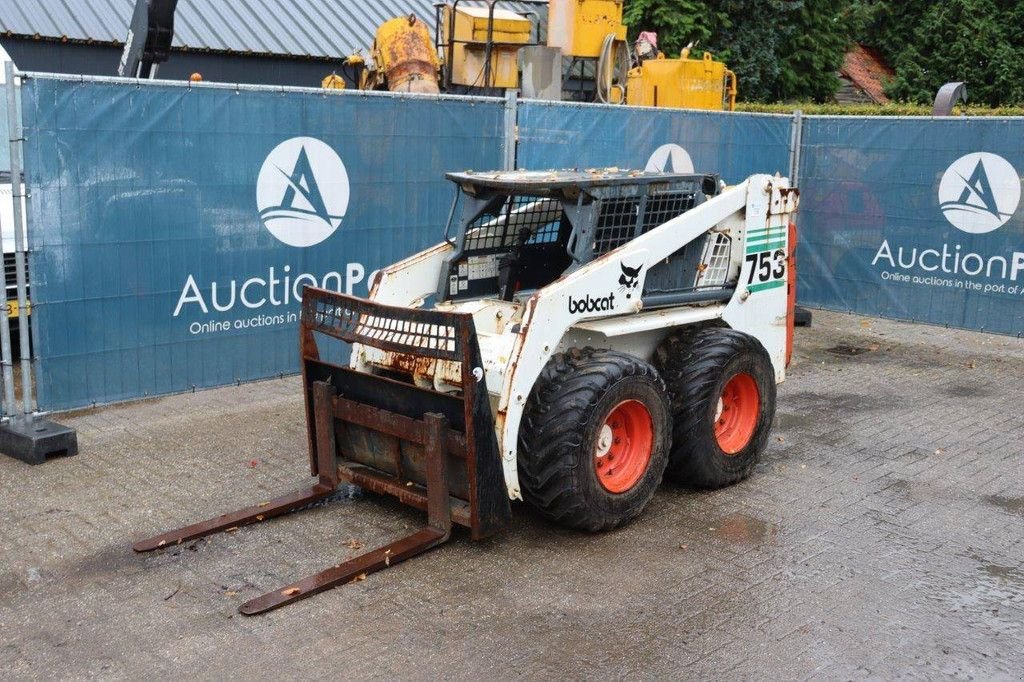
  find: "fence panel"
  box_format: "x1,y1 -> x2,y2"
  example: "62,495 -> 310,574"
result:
517,100 -> 792,184
21,76 -> 505,410
21,76 -> 1024,412
798,117 -> 1024,335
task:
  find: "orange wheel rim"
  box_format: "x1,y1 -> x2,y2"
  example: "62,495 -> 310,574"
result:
594,400 -> 654,493
714,373 -> 760,455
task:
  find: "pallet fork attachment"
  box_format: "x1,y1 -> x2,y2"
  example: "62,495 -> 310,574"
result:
133,288 -> 512,615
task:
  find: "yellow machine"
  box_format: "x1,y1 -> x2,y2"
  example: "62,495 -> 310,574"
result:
371,15 -> 440,93
627,50 -> 737,111
321,73 -> 346,90
442,4 -> 532,88
547,0 -> 627,58
345,1 -> 737,110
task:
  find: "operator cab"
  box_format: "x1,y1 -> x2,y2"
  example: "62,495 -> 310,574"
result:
439,169 -> 722,304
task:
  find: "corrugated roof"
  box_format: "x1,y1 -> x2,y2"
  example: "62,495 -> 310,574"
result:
0,0 -> 547,59
839,44 -> 895,105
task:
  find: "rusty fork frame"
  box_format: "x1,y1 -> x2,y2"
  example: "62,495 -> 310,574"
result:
133,288 -> 510,615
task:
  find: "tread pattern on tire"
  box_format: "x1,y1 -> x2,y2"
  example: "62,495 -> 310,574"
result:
654,328 -> 776,489
518,348 -> 669,532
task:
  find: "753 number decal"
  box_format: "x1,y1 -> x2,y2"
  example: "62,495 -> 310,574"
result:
745,249 -> 786,285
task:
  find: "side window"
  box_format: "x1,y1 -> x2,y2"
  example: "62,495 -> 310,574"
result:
447,196 -> 569,300
524,217 -> 562,244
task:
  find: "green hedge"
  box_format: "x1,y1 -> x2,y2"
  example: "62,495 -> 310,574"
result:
734,102 -> 1024,117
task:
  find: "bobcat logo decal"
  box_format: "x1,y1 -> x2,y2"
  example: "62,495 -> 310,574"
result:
618,262 -> 642,299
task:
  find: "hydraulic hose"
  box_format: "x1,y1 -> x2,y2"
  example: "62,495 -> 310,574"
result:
596,33 -> 629,104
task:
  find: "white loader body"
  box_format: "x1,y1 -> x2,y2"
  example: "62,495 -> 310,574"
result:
356,171 -> 799,500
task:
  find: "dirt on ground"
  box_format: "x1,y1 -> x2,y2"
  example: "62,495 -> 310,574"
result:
1,310 -> 1022,679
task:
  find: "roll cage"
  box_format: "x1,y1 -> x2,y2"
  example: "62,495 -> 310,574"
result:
438,169 -> 725,305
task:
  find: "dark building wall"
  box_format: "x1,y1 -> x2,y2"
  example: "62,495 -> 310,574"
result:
1,37 -> 356,88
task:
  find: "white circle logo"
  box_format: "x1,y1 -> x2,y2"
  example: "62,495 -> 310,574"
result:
938,152 -> 1020,234
645,144 -> 694,173
256,137 -> 350,247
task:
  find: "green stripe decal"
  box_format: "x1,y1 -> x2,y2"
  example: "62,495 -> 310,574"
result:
747,230 -> 784,240
748,280 -> 785,293
746,240 -> 787,253
747,235 -> 787,247
746,226 -> 781,236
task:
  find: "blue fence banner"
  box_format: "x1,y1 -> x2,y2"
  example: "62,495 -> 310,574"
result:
516,100 -> 792,184
19,74 -> 1024,412
798,117 -> 1024,335
22,77 -> 505,410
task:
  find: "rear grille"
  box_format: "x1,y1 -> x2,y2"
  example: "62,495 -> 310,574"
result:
696,232 -> 732,287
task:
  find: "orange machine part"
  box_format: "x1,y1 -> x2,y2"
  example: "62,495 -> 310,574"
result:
714,373 -> 761,455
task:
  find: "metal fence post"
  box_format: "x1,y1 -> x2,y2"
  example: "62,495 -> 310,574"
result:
0,67 -> 77,464
787,108 -> 812,327
789,109 -> 804,186
502,89 -> 518,171
0,65 -> 19,418
6,62 -> 32,415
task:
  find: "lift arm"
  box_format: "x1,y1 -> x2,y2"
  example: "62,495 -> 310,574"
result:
117,0 -> 179,78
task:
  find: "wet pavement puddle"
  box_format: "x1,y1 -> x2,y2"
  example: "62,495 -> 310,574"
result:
919,555 -> 1024,636
983,494 -> 1024,517
712,513 -> 779,544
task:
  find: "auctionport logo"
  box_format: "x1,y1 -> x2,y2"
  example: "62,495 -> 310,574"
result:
938,152 -> 1021,234
872,151 -> 1024,292
256,137 -> 350,247
645,144 -> 694,173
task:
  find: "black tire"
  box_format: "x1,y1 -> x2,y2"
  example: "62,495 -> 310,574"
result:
654,328 -> 776,488
518,348 -> 671,532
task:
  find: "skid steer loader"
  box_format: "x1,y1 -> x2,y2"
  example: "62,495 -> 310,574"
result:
134,168 -> 799,614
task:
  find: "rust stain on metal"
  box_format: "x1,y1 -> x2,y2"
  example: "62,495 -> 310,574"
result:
382,351 -> 434,377
436,358 -> 463,386
770,185 -> 800,216
379,351 -> 462,387
376,14 -> 440,94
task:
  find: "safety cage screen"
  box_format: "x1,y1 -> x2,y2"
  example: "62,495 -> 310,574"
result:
440,173 -> 718,302
594,191 -> 698,256
462,196 -> 565,254
446,195 -> 571,300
